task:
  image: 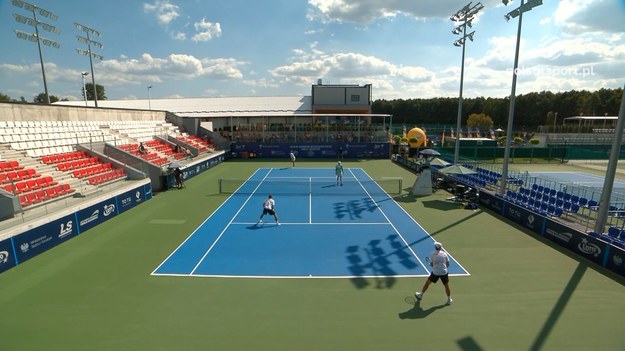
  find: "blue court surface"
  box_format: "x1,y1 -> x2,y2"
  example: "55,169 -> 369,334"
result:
152,167 -> 470,278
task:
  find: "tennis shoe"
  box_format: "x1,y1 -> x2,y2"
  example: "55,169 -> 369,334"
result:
277,222 -> 281,226
415,292 -> 423,301
446,298 -> 453,305
257,220 -> 263,224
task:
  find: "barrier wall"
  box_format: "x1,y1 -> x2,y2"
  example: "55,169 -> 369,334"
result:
0,183 -> 152,274
479,190 -> 625,278
230,142 -> 390,159
164,153 -> 226,190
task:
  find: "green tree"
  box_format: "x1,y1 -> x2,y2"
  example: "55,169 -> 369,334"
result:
33,93 -> 59,104
85,83 -> 107,101
466,113 -> 494,132
0,92 -> 11,102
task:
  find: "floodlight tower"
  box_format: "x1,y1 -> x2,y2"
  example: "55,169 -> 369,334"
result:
450,2 -> 484,164
75,22 -> 103,107
12,0 -> 60,105
499,0 -> 543,196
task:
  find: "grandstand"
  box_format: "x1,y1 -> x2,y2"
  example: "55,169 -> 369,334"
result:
0,105 -> 224,243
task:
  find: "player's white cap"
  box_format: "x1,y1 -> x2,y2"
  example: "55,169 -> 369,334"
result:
434,242 -> 442,250
338,161 -> 341,164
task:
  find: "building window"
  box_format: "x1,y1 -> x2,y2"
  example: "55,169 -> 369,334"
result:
351,95 -> 360,102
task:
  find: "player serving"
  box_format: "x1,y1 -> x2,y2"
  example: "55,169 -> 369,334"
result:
335,161 -> 344,186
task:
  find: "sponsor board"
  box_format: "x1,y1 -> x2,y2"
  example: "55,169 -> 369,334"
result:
478,191 -> 504,215
544,220 -> 605,266
117,186 -> 146,214
166,155 -> 224,189
0,238 -> 17,273
504,202 -> 544,234
76,199 -> 118,233
230,143 -> 389,159
12,214 -> 77,264
604,246 -> 625,277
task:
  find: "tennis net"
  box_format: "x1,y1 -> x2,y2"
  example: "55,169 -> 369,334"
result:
218,178 -> 403,195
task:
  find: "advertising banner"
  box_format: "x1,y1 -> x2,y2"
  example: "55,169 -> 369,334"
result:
478,191 -> 505,215
503,202 -> 545,235
544,220 -> 606,267
604,245 -> 625,278
13,213 -> 77,264
166,154 -> 225,189
117,186 -> 146,214
144,183 -> 153,201
76,198 -> 118,233
0,238 -> 16,273
230,142 -> 389,159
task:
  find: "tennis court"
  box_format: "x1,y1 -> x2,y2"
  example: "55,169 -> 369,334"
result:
153,167 -> 469,278
530,171 -> 625,202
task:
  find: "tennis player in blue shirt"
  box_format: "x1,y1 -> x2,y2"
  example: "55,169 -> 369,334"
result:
335,161 -> 344,186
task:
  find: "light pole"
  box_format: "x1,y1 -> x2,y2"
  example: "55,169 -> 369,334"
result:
451,2 -> 483,165
499,0 -> 543,196
75,22 -> 103,108
147,85 -> 152,110
12,0 -> 60,104
81,71 -> 89,106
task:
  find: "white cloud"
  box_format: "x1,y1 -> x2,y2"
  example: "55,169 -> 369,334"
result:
144,0 -> 181,26
172,31 -> 187,40
98,53 -> 244,85
306,0 -> 502,24
192,18 -> 222,42
554,0 -> 625,34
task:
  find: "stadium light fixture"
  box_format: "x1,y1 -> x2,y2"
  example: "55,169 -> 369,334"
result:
12,0 -> 60,104
499,0 -> 543,196
75,22 -> 103,108
81,72 -> 89,106
450,1 -> 483,164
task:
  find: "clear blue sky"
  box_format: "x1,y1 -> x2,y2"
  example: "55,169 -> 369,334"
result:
0,0 -> 624,102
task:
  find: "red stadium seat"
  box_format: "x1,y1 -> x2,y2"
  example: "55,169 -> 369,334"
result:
43,176 -> 58,186
45,187 -> 58,198
61,183 -> 75,194
27,168 -> 38,178
26,179 -> 38,190
19,194 -> 30,207
9,160 -> 23,170
26,192 -> 40,205
36,189 -> 50,201
15,181 -> 29,194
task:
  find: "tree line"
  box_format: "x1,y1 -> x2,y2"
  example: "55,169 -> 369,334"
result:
0,83 -> 106,104
372,88 -> 623,129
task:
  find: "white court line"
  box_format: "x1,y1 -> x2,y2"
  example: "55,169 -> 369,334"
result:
189,169 -> 274,275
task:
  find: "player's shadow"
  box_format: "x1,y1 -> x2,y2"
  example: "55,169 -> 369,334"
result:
246,224 -> 278,230
398,298 -> 448,320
